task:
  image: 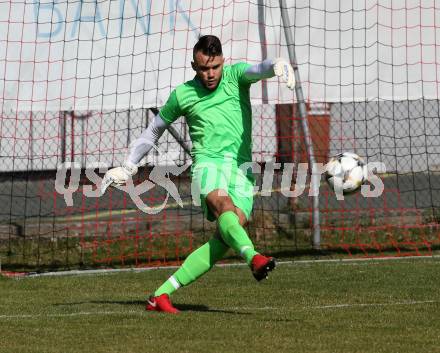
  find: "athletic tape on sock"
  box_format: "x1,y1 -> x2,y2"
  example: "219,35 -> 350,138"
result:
169,276 -> 181,290
240,245 -> 252,256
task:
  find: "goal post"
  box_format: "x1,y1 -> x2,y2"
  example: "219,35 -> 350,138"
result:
279,0 -> 321,250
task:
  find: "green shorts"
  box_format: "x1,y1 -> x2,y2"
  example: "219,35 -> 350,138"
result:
191,160 -> 255,222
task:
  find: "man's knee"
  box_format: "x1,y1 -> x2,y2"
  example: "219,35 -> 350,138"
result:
206,189 -> 235,217
206,190 -> 249,226
235,207 -> 248,227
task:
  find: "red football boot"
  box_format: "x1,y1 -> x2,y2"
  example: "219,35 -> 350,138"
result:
251,254 -> 276,281
146,294 -> 179,314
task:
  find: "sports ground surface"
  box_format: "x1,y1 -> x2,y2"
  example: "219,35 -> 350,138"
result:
1,257 -> 439,353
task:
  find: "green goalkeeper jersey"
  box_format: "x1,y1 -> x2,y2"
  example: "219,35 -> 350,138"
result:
159,63 -> 258,164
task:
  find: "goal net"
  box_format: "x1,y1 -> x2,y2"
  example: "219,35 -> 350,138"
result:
1,0 -> 439,272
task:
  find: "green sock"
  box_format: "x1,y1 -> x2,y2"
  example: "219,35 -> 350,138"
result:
218,211 -> 258,265
154,238 -> 229,297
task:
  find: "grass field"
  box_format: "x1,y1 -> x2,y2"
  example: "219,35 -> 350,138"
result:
1,258 -> 440,353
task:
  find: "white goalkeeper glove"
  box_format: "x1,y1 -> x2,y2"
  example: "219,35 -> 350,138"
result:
101,161 -> 138,195
273,57 -> 295,90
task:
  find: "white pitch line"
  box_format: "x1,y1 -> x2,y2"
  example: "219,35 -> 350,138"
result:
0,307 -> 276,319
0,310 -> 143,320
1,300 -> 437,319
312,300 -> 438,309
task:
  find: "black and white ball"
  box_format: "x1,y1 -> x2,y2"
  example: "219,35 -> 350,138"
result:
325,152 -> 367,195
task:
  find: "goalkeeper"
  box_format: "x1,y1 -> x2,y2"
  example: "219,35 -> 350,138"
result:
102,35 -> 295,314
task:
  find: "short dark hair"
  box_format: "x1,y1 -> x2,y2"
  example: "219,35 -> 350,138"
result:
193,35 -> 223,58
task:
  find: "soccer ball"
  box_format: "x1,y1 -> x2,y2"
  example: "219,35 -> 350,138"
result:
325,152 -> 367,195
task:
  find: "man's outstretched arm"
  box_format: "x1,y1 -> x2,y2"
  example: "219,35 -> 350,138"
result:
126,114 -> 168,165
101,114 -> 168,194
243,58 -> 295,89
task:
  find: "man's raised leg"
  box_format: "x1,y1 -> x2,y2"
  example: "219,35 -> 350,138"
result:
206,190 -> 276,281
